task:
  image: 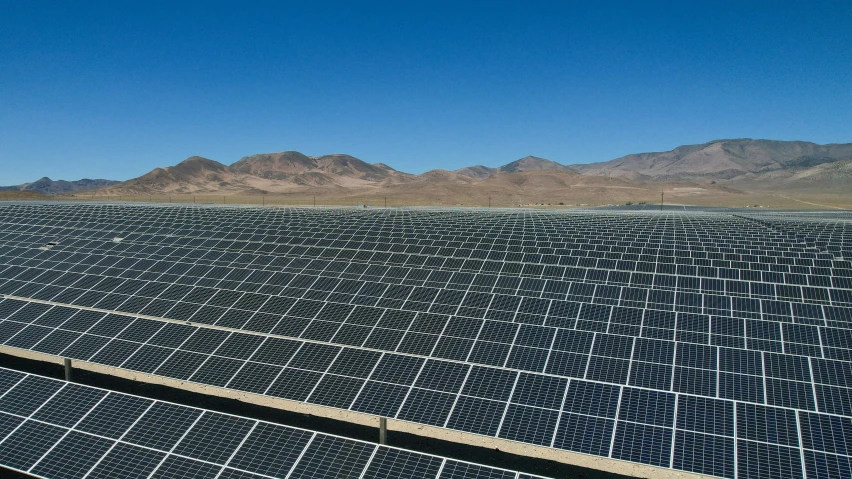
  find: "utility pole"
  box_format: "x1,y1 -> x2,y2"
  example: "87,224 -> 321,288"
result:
313,195 -> 316,208
384,197 -> 387,208
223,196 -> 226,204
488,196 -> 491,208
660,191 -> 664,211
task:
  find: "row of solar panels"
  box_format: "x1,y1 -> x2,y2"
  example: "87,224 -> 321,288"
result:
1,261 -> 845,333
741,214 -> 852,254
8,255 -> 848,321
1,294 -> 847,388
7,237 -> 835,284
0,367 -> 546,479
1,214 -> 848,294
3,234 -> 851,321
4,230 -> 848,300
0,213 -> 834,263
7,254 -> 839,322
2,212 -> 848,279
1,205 -> 843,266
2,205 -> 850,479
2,297 -> 848,411
1,202 -> 815,227
6,241 -> 850,314
0,298 -> 849,479
0,202 -> 818,233
2,256 -> 850,364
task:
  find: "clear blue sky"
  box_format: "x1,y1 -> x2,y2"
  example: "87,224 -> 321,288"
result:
1,1 -> 850,184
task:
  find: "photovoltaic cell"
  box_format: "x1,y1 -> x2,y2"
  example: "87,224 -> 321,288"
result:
0,367 -> 547,479
1,204 -> 851,479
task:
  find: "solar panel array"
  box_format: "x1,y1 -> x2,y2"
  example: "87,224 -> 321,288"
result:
0,203 -> 851,479
0,367 -> 543,479
740,212 -> 852,260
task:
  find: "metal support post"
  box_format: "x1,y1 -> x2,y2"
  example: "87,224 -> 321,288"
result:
379,417 -> 387,445
64,358 -> 72,382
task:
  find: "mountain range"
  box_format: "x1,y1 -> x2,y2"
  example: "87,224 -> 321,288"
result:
0,177 -> 119,194
4,139 -> 851,202
570,139 -> 852,184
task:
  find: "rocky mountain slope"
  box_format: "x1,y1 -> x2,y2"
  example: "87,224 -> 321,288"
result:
571,139 -> 852,182
0,177 -> 119,194
455,156 -> 576,179
31,139 -> 851,205
103,152 -> 413,194
734,157 -> 852,191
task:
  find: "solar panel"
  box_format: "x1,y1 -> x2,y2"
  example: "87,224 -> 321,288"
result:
0,203 -> 851,478
0,367 -> 546,479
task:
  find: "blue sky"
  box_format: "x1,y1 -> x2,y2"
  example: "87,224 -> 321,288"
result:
1,1 -> 850,184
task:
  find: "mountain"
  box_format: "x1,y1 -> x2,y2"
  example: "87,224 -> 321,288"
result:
120,156 -> 233,193
735,157 -> 852,191
455,156 -> 575,179
109,152 -> 569,194
454,165 -> 497,179
0,177 -> 119,194
571,139 -> 852,182
416,169 -> 478,184
230,151 -> 409,184
102,151 -> 412,194
230,151 -> 315,177
15,140 -> 852,197
500,156 -> 576,173
78,140 -> 852,209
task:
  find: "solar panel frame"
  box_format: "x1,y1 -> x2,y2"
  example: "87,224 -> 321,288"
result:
1,204 -> 852,479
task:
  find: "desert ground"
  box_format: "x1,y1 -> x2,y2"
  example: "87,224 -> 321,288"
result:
22,187 -> 851,210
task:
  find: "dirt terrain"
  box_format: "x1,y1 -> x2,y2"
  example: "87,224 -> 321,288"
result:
51,182 -> 852,210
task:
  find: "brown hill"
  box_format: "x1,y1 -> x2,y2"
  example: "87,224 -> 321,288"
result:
416,169 -> 477,184
0,177 -> 120,194
736,157 -> 852,191
104,151 -> 413,194
499,156 -> 576,174
230,151 -> 409,184
572,139 -> 852,181
454,165 -> 497,179
314,154 -> 409,182
371,169 -> 741,207
379,170 -> 592,206
230,151 -> 315,177
119,156 -> 235,193
0,190 -> 45,200
455,156 -> 575,179
83,141 -> 852,208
